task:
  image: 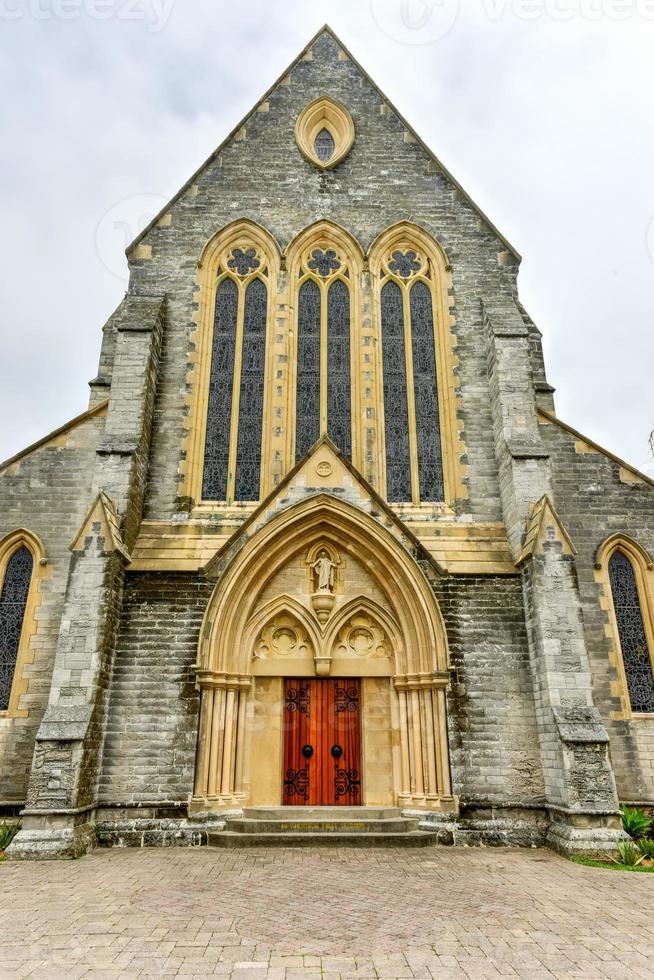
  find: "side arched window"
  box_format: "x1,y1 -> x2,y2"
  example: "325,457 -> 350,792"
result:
0,533 -> 44,716
202,247 -> 270,503
608,549 -> 654,714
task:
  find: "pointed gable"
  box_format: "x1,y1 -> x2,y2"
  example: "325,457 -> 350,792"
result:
127,24 -> 518,263
70,491 -> 130,560
516,495 -> 576,566
202,436 -> 445,580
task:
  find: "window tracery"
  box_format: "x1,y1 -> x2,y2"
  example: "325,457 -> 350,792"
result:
376,242 -> 444,503
227,248 -> 260,276
186,220 -> 464,512
294,239 -> 353,462
308,249 -> 341,277
388,250 -> 420,279
201,243 -> 270,502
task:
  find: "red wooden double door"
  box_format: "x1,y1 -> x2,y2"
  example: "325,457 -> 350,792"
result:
283,678 -> 362,806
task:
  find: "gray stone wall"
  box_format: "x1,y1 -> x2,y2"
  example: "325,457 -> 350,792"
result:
0,410 -> 106,804
542,419 -> 654,803
98,573 -> 213,805
438,574 -> 546,807
126,30 -> 519,524
98,569 -> 548,813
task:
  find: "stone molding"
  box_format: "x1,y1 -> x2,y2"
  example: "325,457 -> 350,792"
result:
516,495 -> 576,566
295,95 -> 355,171
70,491 -> 130,562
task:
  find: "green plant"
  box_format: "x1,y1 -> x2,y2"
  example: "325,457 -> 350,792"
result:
620,805 -> 652,839
570,855 -> 654,873
611,840 -> 644,867
0,819 -> 19,851
638,838 -> 654,859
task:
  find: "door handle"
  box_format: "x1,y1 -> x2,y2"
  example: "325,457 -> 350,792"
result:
331,744 -> 343,759
301,744 -> 314,759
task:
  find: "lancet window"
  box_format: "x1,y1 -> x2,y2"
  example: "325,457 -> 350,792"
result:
295,245 -> 353,461
202,246 -> 270,502
0,530 -> 44,716
608,547 -> 654,714
378,245 -> 444,503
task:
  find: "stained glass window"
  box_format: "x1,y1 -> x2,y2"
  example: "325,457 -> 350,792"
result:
389,250 -> 420,279
202,278 -> 238,500
0,546 -> 32,711
381,281 -> 412,502
308,249 -> 340,277
609,550 -> 654,713
410,282 -> 444,502
314,129 -> 335,163
327,280 -> 351,458
296,280 -> 321,461
234,278 -> 268,501
228,248 -> 260,276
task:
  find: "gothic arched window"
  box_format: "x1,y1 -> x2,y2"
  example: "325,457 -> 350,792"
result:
294,244 -> 353,462
608,548 -> 654,714
380,281 -> 411,502
0,546 -> 32,711
296,280 -> 321,461
378,246 -> 444,504
201,245 -> 270,502
0,531 -> 44,717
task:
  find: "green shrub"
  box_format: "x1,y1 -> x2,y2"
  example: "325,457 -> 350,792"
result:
620,805 -> 652,839
0,819 -> 19,851
638,838 -> 654,860
612,840 -> 644,867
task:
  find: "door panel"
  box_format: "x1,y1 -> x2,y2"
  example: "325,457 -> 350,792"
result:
282,680 -> 312,803
283,678 -> 361,805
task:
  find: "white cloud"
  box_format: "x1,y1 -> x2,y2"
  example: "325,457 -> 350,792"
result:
0,0 -> 652,476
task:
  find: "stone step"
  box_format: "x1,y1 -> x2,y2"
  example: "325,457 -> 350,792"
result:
207,830 -> 442,848
226,817 -> 420,834
241,806 -> 401,820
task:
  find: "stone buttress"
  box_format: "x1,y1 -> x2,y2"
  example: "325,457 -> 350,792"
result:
8,297 -> 164,858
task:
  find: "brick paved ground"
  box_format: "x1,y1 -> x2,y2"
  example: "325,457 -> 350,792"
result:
2,846 -> 654,979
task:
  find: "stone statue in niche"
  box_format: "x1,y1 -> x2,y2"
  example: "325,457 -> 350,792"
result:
312,550 -> 336,592
309,548 -> 337,628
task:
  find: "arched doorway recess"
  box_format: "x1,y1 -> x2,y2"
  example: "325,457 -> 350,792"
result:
192,495 -> 455,812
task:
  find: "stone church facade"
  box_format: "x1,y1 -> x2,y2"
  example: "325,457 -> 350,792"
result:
2,26 -> 654,859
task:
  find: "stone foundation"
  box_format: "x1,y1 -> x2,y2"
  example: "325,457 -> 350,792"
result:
453,804 -> 548,848
7,812 -> 96,861
546,808 -> 628,858
6,802 -> 631,857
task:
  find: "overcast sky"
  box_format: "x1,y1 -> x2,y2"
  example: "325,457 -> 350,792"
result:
1,0 -> 652,476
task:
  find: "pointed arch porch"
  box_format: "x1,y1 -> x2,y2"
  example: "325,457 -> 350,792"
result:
191,495 -> 456,812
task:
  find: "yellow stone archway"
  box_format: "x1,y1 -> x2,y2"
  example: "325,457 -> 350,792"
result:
192,491 -> 456,813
